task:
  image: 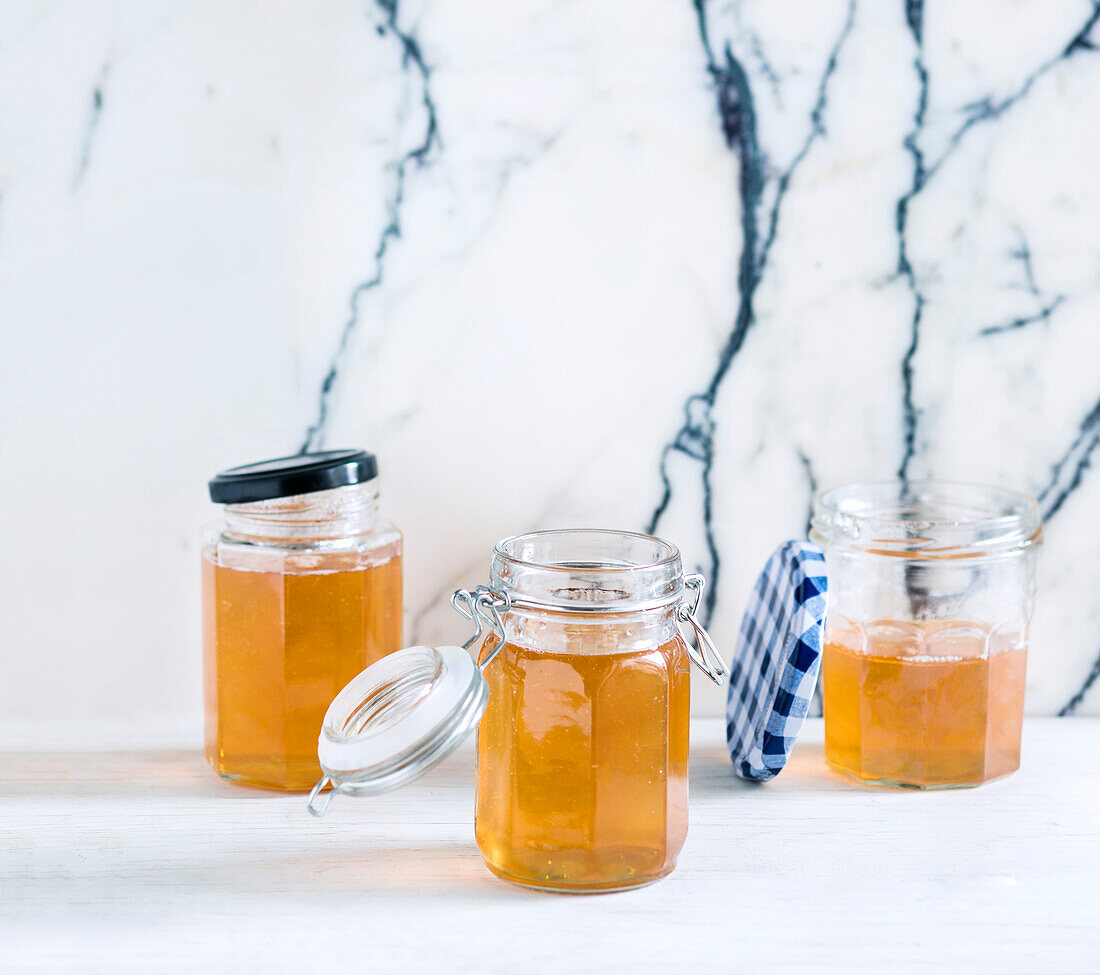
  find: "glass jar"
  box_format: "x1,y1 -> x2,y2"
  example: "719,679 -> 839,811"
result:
310,528 -> 725,893
811,481 -> 1041,789
476,530 -> 704,892
203,451 -> 402,791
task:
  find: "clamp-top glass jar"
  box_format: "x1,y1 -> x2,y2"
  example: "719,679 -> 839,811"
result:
310,529 -> 726,893
811,481 -> 1041,789
203,451 -> 402,791
476,530 -> 725,891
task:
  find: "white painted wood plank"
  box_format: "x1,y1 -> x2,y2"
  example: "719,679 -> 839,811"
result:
2,719 -> 1098,975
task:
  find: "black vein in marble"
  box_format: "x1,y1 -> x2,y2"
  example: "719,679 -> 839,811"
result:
1039,396 -> 1100,714
73,65 -> 108,191
648,0 -> 854,623
895,0 -> 929,484
299,0 -> 439,453
409,557 -> 483,645
801,444 -> 823,717
895,1 -> 1100,482
1016,234 -> 1042,296
797,449 -> 817,538
926,2 -> 1100,184
980,233 -> 1067,335
746,30 -> 782,100
979,296 -> 1065,336
1060,642 -> 1100,716
1038,395 -> 1100,522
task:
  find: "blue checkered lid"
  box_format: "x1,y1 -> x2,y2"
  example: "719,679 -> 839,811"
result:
726,540 -> 827,781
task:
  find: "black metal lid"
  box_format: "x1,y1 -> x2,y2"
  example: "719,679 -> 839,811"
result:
208,450 -> 378,504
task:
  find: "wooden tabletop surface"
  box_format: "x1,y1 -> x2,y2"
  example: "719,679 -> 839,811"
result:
3,718 -> 1098,974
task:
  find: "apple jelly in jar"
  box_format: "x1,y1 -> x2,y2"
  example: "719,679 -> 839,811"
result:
310,529 -> 726,893
203,451 -> 402,791
811,482 -> 1041,789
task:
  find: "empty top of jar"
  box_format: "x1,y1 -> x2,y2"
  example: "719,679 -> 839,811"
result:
490,529 -> 683,612
810,481 -> 1042,559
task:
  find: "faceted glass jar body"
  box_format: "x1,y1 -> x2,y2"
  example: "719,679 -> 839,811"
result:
203,481 -> 402,791
811,482 -> 1040,789
474,530 -> 692,892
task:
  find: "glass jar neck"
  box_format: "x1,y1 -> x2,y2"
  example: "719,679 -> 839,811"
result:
222,481 -> 380,544
490,529 -> 684,614
501,603 -> 679,654
810,481 -> 1042,562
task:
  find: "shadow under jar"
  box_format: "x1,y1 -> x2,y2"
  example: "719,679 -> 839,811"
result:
203,451 -> 402,791
811,482 -> 1041,790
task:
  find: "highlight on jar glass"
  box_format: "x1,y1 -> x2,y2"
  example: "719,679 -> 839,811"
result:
308,529 -> 727,893
202,450 -> 403,791
810,481 -> 1041,790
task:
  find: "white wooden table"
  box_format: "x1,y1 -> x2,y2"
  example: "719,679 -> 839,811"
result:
3,719 -> 1098,975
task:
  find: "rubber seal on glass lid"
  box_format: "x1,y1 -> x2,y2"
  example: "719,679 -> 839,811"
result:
308,645 -> 487,815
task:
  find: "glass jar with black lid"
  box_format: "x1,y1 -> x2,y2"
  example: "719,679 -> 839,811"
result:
203,450 -> 402,791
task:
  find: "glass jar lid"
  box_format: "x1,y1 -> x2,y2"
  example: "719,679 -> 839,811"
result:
307,589 -> 508,816
309,644 -> 486,814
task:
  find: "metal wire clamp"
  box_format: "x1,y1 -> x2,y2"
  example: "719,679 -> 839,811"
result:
679,573 -> 729,684
451,585 -> 510,671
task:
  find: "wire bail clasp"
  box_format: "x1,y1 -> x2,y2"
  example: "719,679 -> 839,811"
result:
678,573 -> 729,685
307,776 -> 337,818
451,585 -> 511,671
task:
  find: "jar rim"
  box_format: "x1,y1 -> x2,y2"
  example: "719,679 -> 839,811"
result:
490,529 -> 684,612
810,480 -> 1042,559
493,529 -> 680,571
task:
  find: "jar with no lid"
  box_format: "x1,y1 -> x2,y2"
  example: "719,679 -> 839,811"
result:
811,481 -> 1040,789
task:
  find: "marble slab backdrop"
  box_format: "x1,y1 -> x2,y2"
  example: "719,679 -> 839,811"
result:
2,0 -> 1099,744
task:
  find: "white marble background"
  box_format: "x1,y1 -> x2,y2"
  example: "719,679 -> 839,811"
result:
2,0 -> 1099,746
